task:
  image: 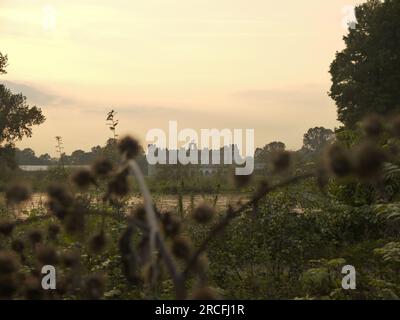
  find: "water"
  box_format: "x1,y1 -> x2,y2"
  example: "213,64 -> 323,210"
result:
19,165 -> 89,171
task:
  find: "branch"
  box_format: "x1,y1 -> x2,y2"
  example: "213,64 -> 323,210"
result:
182,172 -> 314,278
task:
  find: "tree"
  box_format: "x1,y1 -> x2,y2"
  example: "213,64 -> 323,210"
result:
0,85 -> 45,146
0,53 -> 45,146
302,127 -> 334,152
0,53 -> 7,74
329,0 -> 400,128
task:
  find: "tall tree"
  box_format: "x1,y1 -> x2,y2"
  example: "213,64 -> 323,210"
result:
329,0 -> 400,128
0,52 -> 45,147
0,85 -> 45,146
302,127 -> 334,152
0,53 -> 7,74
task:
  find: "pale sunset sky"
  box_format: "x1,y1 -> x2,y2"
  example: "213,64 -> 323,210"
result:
1,0 -> 364,156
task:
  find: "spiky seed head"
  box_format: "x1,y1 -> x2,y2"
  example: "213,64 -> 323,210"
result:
0,219 -> 15,237
192,204 -> 215,224
354,142 -> 387,179
325,144 -> 353,177
72,169 -> 95,188
36,245 -> 58,265
161,211 -> 181,237
47,184 -> 73,206
118,136 -> 140,159
92,158 -> 113,176
5,184 -> 30,205
11,239 -> 25,253
62,250 -> 80,268
27,229 -> 43,245
362,114 -> 383,137
172,236 -> 192,260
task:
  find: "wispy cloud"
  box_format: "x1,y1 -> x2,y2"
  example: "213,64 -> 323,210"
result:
1,80 -> 73,106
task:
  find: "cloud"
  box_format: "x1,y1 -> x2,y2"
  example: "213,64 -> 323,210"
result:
1,80 -> 72,106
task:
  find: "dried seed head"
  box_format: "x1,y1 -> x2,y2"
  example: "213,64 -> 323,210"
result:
325,144 -> 353,177
89,231 -> 108,254
133,205 -> 147,222
72,169 -> 95,188
0,219 -> 15,237
191,287 -> 220,300
62,250 -> 80,268
172,236 -> 192,260
11,239 -> 25,253
161,211 -> 181,237
118,136 -> 140,159
108,171 -> 129,196
47,223 -> 61,240
47,200 -> 69,220
27,229 -> 43,245
5,184 -> 30,205
362,114 -> 383,137
85,273 -> 105,300
36,245 -> 58,265
192,204 -> 215,224
234,174 -> 252,188
354,142 -> 387,179
0,250 -> 19,274
92,158 -> 113,176
272,151 -> 291,172
47,184 -> 73,207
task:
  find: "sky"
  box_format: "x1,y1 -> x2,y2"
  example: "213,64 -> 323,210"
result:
1,0 -> 365,156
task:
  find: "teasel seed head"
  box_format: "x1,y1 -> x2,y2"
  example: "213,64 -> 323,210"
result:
172,236 -> 192,260
72,169 -> 96,189
11,238 -> 25,254
362,114 -> 383,137
192,203 -> 215,224
161,211 -> 181,237
325,144 -> 353,177
92,157 -> 113,176
36,245 -> 59,265
354,142 -> 387,179
62,250 -> 80,268
27,229 -> 43,246
5,183 -> 31,205
0,219 -> 15,237
118,136 -> 141,159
